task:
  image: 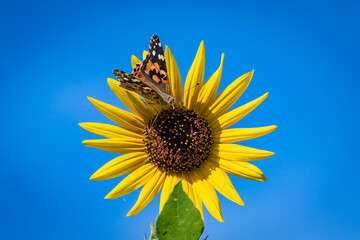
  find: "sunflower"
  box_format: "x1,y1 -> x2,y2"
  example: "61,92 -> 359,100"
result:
80,41 -> 276,222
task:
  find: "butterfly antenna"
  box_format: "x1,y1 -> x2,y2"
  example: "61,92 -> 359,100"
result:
184,82 -> 201,94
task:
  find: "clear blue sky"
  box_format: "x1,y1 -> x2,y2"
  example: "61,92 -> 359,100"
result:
1,0 -> 359,239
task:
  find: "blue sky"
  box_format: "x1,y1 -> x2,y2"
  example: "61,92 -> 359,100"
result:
1,0 -> 359,239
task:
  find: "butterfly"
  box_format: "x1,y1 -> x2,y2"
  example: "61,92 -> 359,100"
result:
113,34 -> 176,105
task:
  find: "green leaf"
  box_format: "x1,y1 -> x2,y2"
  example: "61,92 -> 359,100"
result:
148,223 -> 159,240
156,181 -> 204,240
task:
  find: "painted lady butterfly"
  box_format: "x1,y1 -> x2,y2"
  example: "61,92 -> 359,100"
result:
113,35 -> 176,105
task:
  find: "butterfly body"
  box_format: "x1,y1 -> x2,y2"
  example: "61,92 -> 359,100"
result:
113,35 -> 176,105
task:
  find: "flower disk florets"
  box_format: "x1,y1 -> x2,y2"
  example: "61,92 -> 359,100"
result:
144,106 -> 213,173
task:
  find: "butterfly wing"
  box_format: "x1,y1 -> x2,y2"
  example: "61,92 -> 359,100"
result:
113,69 -> 165,105
140,34 -> 170,95
112,35 -> 175,105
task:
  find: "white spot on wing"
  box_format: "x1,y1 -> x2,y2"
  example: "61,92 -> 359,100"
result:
157,54 -> 165,61
158,54 -> 165,61
152,50 -> 156,56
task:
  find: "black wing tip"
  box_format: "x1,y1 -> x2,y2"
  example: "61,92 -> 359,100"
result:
148,34 -> 164,53
150,34 -> 161,45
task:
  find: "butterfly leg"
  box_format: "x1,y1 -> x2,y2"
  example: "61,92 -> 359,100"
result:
150,111 -> 160,130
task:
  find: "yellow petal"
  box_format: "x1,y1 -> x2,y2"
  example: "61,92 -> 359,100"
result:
79,122 -> 143,139
159,173 -> 180,212
212,157 -> 267,182
87,97 -> 145,132
90,152 -> 149,180
182,174 -> 203,218
182,176 -> 195,202
143,50 -> 148,60
211,93 -> 269,131
196,53 -> 224,115
165,46 -> 183,103
105,163 -> 156,199
82,139 -> 144,153
200,161 -> 244,206
215,125 -> 277,143
131,55 -> 141,69
205,70 -> 253,121
189,170 -> 224,222
108,78 -> 154,120
127,168 -> 165,216
192,186 -> 204,219
212,143 -> 274,161
184,41 -> 205,109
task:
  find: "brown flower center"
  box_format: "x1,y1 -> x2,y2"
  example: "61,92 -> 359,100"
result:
143,106 -> 213,173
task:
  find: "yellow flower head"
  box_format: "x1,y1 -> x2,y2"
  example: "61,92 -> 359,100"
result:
80,36 -> 276,222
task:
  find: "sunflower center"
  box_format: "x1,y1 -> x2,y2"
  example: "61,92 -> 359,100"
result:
143,106 -> 213,173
